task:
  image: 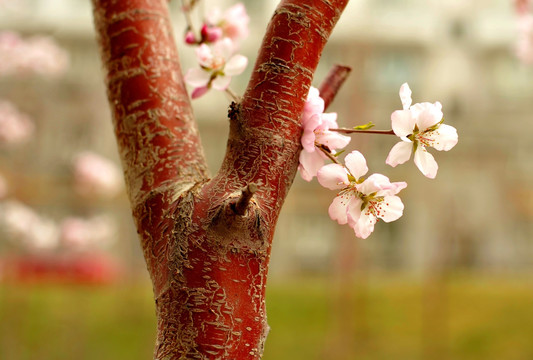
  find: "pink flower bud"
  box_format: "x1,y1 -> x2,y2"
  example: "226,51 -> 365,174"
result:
201,24 -> 223,43
184,30 -> 196,45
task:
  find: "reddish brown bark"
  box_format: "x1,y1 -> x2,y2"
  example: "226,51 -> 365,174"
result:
91,0 -> 348,358
319,65 -> 352,110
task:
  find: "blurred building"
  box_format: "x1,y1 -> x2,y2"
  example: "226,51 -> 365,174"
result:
1,0 -> 533,277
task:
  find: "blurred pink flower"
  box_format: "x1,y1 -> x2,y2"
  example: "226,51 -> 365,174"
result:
317,151 -> 407,239
205,3 -> 249,45
298,87 -> 350,181
0,31 -> 69,76
516,14 -> 533,64
515,0 -> 531,15
201,24 -> 223,43
0,100 -> 34,145
184,38 -> 247,98
73,152 -> 123,198
386,83 -> 458,179
60,215 -> 117,250
185,30 -> 197,45
0,200 -> 59,250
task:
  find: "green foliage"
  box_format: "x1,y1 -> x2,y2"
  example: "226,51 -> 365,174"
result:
1,276 -> 533,360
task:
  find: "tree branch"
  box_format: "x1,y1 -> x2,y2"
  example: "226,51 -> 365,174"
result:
92,0 -> 209,208
319,64 -> 352,110
205,0 -> 349,227
232,183 -> 258,216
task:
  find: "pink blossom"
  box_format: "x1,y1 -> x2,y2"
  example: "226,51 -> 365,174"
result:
205,3 -> 249,45
0,200 -> 59,250
298,87 -> 351,181
0,100 -> 34,145
60,215 -> 117,250
0,31 -> 69,76
516,14 -> 533,64
73,152 -> 123,199
201,24 -> 223,43
515,0 -> 531,15
386,83 -> 458,179
184,38 -> 247,98
185,30 -> 197,45
317,151 -> 407,239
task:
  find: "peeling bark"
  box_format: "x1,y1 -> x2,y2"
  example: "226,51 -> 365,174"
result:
91,0 -> 349,358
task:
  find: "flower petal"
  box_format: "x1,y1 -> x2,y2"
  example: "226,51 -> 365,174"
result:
386,141 -> 413,167
184,68 -> 211,87
317,164 -> 349,190
213,38 -> 234,60
399,83 -> 412,110
328,195 -> 350,225
352,211 -> 376,239
298,150 -> 324,181
414,147 -> 438,179
379,196 -> 404,223
211,75 -> 232,90
301,114 -> 321,152
413,102 -> 443,131
358,173 -> 390,195
224,54 -> 248,76
195,44 -> 214,68
302,87 -> 324,122
391,110 -> 415,138
428,124 -> 458,151
344,151 -> 368,179
346,197 -> 363,227
191,86 -> 209,99
320,112 -> 338,129
316,130 -> 350,151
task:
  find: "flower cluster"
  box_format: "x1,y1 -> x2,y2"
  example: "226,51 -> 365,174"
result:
184,39 -> 248,99
60,215 -> 117,250
298,84 -> 458,239
0,200 -> 59,250
318,151 -> 407,239
298,87 -> 350,181
0,200 -> 118,251
386,83 -> 458,179
185,3 -> 249,47
0,31 -> 69,77
183,3 -> 249,99
72,152 -> 123,199
0,100 -> 34,145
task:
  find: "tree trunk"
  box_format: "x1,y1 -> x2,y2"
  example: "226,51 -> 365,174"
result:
91,0 -> 348,358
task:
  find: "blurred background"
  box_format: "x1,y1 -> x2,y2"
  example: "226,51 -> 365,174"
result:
1,0 -> 533,359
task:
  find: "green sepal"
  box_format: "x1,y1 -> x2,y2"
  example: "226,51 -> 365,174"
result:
426,118 -> 445,132
353,121 -> 375,130
333,149 -> 346,157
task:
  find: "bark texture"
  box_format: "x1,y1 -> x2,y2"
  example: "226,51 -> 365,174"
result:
91,0 -> 348,358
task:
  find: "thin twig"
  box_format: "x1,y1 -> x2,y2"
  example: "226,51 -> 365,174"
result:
225,87 -> 240,102
182,0 -> 199,41
330,128 -> 396,135
233,184 -> 258,216
317,144 -> 341,165
318,64 -> 352,110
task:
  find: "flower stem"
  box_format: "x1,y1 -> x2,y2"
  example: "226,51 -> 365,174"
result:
330,128 -> 396,135
182,0 -> 199,40
317,144 -> 341,165
225,87 -> 240,102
